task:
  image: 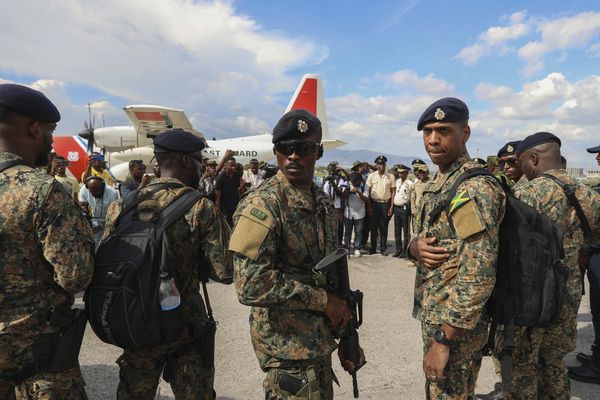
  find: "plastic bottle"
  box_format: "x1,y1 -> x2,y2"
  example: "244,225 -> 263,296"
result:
159,272 -> 181,310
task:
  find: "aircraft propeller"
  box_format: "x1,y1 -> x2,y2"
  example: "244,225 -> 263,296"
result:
78,103 -> 98,153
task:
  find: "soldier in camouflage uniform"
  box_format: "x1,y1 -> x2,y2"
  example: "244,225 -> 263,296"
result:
497,141 -> 525,189
410,162 -> 430,234
102,130 -> 232,399
230,109 -> 364,400
499,132 -> 600,400
409,98 -> 506,400
0,84 -> 94,399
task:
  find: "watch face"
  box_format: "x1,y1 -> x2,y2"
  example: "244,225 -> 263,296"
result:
434,329 -> 449,345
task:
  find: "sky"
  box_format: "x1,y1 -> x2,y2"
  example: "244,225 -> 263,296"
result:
1,0 -> 600,169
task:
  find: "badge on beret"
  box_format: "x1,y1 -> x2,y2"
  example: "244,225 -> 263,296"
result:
507,145 -> 514,153
434,108 -> 446,121
297,119 -> 309,133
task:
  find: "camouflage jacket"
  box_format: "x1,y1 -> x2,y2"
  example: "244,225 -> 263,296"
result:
230,171 -> 338,369
103,177 -> 232,323
412,154 -> 506,330
0,151 -> 94,364
410,179 -> 429,216
514,169 -> 600,306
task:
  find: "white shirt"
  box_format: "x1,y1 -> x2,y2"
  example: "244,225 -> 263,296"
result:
393,178 -> 414,206
323,177 -> 347,209
78,185 -> 118,227
343,182 -> 369,219
243,169 -> 264,190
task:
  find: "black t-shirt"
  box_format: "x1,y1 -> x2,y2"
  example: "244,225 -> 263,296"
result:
215,171 -> 241,211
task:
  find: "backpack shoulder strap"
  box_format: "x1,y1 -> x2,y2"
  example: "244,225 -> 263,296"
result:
159,190 -> 206,228
428,167 -> 497,224
115,182 -> 187,227
541,173 -> 592,239
0,159 -> 28,173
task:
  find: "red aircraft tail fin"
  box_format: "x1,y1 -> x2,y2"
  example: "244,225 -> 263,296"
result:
285,74 -> 329,138
51,136 -> 89,181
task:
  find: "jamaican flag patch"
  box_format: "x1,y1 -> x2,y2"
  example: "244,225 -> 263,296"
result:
449,190 -> 471,214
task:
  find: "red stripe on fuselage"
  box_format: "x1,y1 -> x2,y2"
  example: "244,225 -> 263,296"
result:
290,78 -> 317,115
51,136 -> 88,181
133,111 -> 164,121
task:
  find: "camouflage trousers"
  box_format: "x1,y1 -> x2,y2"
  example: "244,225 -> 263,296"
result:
116,338 -> 215,400
263,357 -> 333,400
0,366 -> 86,400
500,302 -> 578,400
421,320 -> 488,400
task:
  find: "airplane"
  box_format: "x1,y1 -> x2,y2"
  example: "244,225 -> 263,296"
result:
51,74 -> 346,182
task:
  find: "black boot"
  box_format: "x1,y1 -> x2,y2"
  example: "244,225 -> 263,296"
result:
569,345 -> 600,384
474,382 -> 503,400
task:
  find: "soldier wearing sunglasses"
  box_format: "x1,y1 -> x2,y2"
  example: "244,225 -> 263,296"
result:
497,140 -> 525,187
230,109 -> 365,399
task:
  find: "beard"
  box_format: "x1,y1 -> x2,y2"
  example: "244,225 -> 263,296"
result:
33,135 -> 53,168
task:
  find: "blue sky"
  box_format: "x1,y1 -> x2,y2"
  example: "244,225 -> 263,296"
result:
1,0 -> 600,169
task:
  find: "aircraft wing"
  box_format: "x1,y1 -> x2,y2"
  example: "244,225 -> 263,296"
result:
322,139 -> 346,150
123,105 -> 204,140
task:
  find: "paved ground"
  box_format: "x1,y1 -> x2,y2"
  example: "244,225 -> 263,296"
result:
78,244 -> 598,399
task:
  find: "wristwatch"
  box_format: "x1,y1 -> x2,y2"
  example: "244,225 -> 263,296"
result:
434,329 -> 451,346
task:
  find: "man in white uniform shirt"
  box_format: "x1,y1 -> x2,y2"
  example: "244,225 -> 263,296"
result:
366,155 -> 395,255
392,164 -> 414,258
242,158 -> 264,190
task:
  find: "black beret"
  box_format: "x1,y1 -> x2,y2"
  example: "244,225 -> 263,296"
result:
417,97 -> 469,131
374,155 -> 387,164
497,140 -> 521,157
272,109 -> 322,143
515,132 -> 561,157
412,158 -> 426,166
0,83 -> 60,122
587,145 -> 600,154
153,129 -> 207,154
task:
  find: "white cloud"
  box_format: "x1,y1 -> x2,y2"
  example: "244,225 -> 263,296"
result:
0,0 -> 328,137
385,70 -> 454,94
456,10 -> 530,65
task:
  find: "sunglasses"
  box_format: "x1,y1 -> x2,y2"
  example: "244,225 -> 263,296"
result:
274,140 -> 319,156
499,158 -> 519,168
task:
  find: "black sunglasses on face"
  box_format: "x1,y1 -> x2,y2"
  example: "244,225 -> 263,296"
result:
274,140 -> 319,156
499,158 -> 519,168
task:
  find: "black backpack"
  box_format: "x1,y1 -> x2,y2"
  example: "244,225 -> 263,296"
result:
430,168 -> 568,390
85,184 -> 204,349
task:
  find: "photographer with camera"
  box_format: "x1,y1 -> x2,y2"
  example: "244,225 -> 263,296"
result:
322,161 -> 347,245
50,155 -> 80,199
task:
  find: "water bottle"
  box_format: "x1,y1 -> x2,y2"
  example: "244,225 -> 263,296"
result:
159,272 -> 181,310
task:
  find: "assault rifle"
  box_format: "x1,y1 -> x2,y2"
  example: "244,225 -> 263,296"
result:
313,248 -> 365,398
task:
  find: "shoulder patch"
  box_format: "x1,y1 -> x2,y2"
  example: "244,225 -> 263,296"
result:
229,205 -> 274,260
449,190 -> 471,214
449,190 -> 486,239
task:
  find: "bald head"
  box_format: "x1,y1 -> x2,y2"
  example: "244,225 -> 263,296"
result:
518,142 -> 562,180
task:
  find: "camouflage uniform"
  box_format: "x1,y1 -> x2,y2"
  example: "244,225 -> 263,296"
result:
411,178 -> 429,233
0,151 -> 94,399
230,171 -> 338,400
412,153 -> 506,400
101,177 -> 232,400
502,169 -> 600,400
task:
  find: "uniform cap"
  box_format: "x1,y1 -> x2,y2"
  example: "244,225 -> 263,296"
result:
516,132 -> 561,157
587,145 -> 600,153
412,158 -> 427,166
473,157 -> 487,166
395,164 -> 410,172
249,158 -> 259,164
352,160 -> 364,170
374,155 -> 387,164
0,83 -> 60,123
153,129 -> 207,154
272,109 -> 322,143
486,155 -> 499,167
417,97 -> 469,131
497,140 -> 521,157
414,164 -> 429,173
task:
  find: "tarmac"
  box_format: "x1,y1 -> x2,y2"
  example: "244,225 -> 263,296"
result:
77,242 -> 598,399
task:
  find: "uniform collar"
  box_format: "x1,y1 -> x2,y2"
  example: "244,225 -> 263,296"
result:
274,171 -> 318,211
428,153 -> 471,193
145,176 -> 186,187
0,151 -> 23,163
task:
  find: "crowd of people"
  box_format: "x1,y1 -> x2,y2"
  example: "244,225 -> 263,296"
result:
1,82 -> 599,400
